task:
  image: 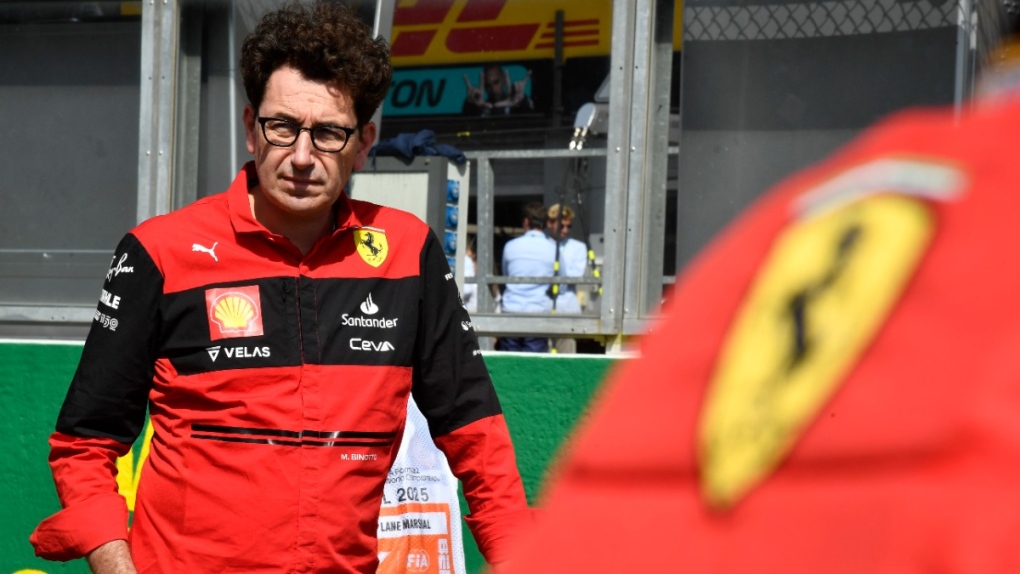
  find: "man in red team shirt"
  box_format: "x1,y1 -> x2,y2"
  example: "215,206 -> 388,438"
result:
31,3 -> 531,572
503,2 -> 1020,572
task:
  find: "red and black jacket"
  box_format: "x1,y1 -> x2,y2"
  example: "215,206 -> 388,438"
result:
31,162 -> 530,573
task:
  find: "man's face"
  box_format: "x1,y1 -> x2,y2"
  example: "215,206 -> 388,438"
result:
243,65 -> 375,224
548,217 -> 573,241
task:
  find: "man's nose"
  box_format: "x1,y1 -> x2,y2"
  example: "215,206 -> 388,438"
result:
291,130 -> 315,166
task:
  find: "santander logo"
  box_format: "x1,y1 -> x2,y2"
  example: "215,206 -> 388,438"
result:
361,293 -> 380,315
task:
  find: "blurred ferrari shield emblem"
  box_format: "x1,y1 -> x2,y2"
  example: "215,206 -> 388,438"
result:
698,194 -> 934,509
354,228 -> 388,267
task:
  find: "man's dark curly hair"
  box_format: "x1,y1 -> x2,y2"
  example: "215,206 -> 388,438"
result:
241,1 -> 392,127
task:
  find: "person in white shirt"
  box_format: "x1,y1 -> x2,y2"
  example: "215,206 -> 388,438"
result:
498,201 -> 555,352
462,241 -> 478,314
546,203 -> 589,353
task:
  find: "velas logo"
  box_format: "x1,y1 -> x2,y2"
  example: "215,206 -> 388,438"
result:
205,285 -> 264,341
354,228 -> 389,268
206,345 -> 271,362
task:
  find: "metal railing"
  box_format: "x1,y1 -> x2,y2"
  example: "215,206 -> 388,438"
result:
464,148 -> 611,344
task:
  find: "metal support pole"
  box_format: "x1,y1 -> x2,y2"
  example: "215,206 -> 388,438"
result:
953,0 -> 975,115
553,10 -> 565,128
370,0 -> 397,135
602,0 -> 638,336
173,3 -> 203,211
137,0 -> 179,222
476,157 -> 496,315
627,0 -> 673,320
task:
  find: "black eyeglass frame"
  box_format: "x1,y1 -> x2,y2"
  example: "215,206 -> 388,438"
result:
256,116 -> 358,153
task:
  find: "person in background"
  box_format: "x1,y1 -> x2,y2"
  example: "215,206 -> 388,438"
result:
546,203 -> 588,353
497,201 -> 555,352
30,3 -> 532,573
463,237 -> 478,313
463,64 -> 533,116
500,1 -> 1020,571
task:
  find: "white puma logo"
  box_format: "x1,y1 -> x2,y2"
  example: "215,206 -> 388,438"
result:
192,242 -> 219,262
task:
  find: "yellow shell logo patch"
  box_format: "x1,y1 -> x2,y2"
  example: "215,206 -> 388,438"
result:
698,194 -> 934,509
204,285 -> 264,340
354,228 -> 389,268
214,295 -> 256,329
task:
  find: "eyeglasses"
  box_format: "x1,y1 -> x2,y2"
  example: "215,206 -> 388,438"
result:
257,117 -> 357,153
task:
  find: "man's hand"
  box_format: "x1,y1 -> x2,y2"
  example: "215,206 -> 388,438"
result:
492,70 -> 532,108
87,540 -> 137,574
463,73 -> 490,108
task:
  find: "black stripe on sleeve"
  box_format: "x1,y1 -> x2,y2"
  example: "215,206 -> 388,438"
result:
56,233 -> 163,444
411,231 -> 502,438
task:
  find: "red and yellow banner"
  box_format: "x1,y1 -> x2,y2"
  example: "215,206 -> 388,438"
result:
391,0 -> 681,67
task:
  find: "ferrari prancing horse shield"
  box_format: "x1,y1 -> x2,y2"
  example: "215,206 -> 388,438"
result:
698,194 -> 935,509
354,228 -> 389,268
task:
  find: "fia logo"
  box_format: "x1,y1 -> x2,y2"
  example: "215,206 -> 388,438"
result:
406,548 -> 430,572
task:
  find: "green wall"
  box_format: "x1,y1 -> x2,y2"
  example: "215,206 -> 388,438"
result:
0,342 -> 616,574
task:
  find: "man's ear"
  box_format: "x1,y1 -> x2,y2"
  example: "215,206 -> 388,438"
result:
243,105 -> 257,154
352,122 -> 377,171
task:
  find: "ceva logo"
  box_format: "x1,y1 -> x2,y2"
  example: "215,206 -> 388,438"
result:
351,338 -> 395,352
